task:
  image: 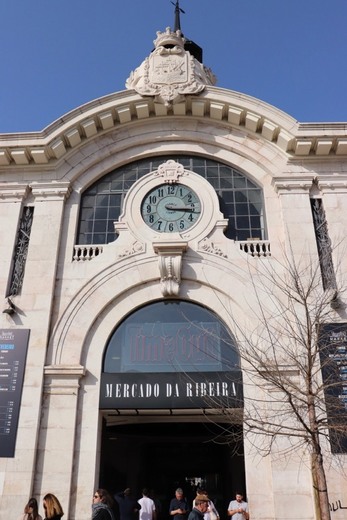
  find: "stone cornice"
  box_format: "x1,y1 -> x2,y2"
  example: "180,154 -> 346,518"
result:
30,181 -> 72,201
0,88 -> 347,168
0,183 -> 30,201
272,176 -> 315,193
316,176 -> 347,192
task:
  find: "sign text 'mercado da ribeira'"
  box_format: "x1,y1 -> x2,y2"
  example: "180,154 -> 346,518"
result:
100,372 -> 243,409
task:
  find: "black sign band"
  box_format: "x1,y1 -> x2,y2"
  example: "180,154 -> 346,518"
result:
100,371 -> 243,409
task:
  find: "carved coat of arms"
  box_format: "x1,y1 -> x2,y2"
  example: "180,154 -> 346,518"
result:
126,27 -> 216,106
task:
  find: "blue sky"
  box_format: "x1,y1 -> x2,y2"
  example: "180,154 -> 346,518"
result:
1,0 -> 347,133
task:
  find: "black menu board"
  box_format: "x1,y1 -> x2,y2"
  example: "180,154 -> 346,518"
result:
319,323 -> 347,453
0,329 -> 30,457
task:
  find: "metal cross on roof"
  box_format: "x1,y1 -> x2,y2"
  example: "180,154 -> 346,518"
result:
171,0 -> 185,32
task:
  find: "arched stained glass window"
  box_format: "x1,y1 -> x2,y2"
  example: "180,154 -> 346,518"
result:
103,300 -> 239,374
77,155 -> 265,245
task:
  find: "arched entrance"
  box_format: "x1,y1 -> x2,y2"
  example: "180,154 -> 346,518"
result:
99,300 -> 245,511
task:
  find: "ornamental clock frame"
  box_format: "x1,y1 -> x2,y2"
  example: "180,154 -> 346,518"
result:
116,159 -> 226,245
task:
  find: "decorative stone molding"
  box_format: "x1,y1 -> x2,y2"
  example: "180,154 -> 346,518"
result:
154,159 -> 185,182
272,177 -> 315,194
2,90 -> 347,168
153,240 -> 188,296
0,183 -> 30,202
117,240 -> 144,258
199,239 -> 227,258
316,177 -> 347,193
30,181 -> 72,201
44,364 -> 85,395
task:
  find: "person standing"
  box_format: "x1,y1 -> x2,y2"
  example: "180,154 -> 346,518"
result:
188,494 -> 209,520
227,492 -> 249,520
92,489 -> 116,520
115,488 -> 141,520
138,488 -> 156,520
18,497 -> 43,520
42,494 -> 64,520
193,490 -> 219,520
149,490 -> 162,520
169,488 -> 189,520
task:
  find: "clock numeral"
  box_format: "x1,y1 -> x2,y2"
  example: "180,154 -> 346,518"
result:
158,188 -> 164,197
179,220 -> 185,230
146,205 -> 152,213
188,194 -> 192,202
168,222 -> 174,232
157,220 -> 163,231
167,185 -> 175,195
149,195 -> 157,204
149,214 -> 154,223
188,213 -> 194,222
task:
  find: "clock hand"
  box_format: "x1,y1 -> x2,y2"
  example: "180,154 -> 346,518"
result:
165,204 -> 200,211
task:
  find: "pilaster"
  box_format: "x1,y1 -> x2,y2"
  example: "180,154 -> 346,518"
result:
272,177 -> 318,257
35,365 -> 85,512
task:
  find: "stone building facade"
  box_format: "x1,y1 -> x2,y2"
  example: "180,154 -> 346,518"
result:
0,25 -> 346,520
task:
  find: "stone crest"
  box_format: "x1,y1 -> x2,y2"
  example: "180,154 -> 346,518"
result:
126,27 -> 216,106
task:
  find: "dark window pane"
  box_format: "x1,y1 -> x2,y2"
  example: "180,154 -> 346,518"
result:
235,191 -> 248,203
80,208 -> 95,220
235,203 -> 249,216
96,182 -> 111,193
95,208 -> 108,219
96,195 -> 109,207
106,232 -> 116,242
94,233 -> 106,243
84,233 -> 93,244
236,216 -> 250,228
107,220 -> 115,232
220,177 -> 235,189
233,177 -> 247,189
250,216 -> 261,227
109,194 -> 122,206
109,207 -> 120,219
94,221 -> 107,232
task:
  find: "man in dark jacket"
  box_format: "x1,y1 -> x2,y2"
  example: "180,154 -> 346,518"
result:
187,494 -> 209,520
169,488 -> 190,520
115,488 -> 141,520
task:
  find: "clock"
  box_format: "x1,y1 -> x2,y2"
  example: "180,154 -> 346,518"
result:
141,183 -> 201,233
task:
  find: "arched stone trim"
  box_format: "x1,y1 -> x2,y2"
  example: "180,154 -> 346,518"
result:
2,87 -> 347,168
68,129 -> 280,192
48,249 -> 256,367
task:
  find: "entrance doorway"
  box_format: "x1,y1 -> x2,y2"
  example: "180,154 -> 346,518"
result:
99,418 -> 245,516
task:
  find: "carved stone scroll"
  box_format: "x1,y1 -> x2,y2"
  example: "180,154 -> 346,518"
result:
153,240 -> 188,296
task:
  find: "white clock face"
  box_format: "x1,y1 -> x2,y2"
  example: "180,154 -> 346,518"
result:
141,183 -> 201,233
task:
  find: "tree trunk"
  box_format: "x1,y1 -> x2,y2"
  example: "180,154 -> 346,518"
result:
312,449 -> 331,520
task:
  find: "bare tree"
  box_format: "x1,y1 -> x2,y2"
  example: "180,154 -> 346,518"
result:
207,250 -> 347,520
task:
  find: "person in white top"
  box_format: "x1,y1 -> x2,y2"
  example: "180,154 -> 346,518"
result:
192,489 -> 219,520
138,488 -> 156,520
227,492 -> 249,520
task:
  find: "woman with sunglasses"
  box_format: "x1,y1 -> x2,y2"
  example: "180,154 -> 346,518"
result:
92,489 -> 116,520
